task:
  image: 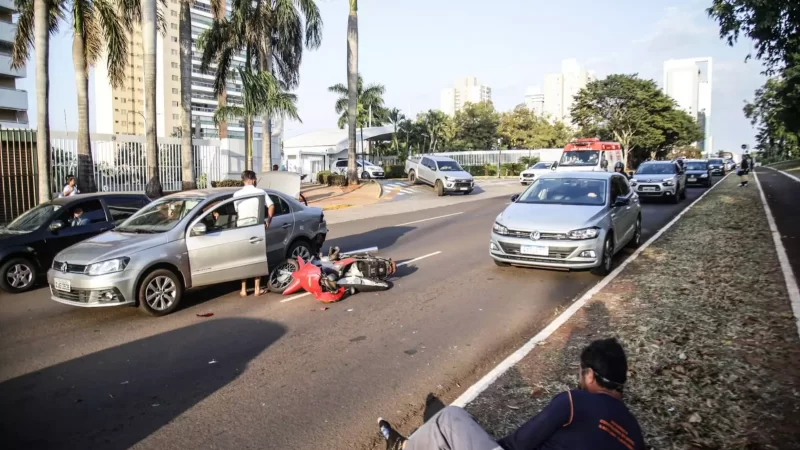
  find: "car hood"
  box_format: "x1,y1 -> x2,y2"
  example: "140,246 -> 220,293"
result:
521,169 -> 553,176
441,171 -> 473,180
497,202 -> 606,232
632,174 -> 673,182
0,229 -> 35,246
54,231 -> 168,265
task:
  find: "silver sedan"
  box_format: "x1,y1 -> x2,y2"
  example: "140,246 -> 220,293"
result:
490,172 -> 641,275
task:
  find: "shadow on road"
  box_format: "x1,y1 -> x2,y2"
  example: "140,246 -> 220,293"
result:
324,226 -> 415,254
0,318 -> 287,449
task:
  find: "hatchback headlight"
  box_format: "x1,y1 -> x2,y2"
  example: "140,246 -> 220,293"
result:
662,180 -> 675,186
493,222 -> 509,235
86,257 -> 130,276
700,173 -> 708,178
567,227 -> 600,240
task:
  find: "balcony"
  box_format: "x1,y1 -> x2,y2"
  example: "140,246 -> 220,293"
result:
0,88 -> 27,111
0,20 -> 16,45
0,54 -> 26,78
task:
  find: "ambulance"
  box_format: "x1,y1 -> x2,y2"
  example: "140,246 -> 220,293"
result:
555,138 -> 624,173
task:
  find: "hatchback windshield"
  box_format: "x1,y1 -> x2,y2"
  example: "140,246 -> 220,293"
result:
559,150 -> 600,166
636,164 -> 676,175
685,162 -> 708,171
436,161 -> 463,172
116,197 -> 203,233
530,162 -> 551,170
5,203 -> 62,232
517,178 -> 607,206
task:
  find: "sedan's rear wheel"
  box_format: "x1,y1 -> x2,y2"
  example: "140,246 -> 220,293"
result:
627,217 -> 642,249
138,269 -> 182,316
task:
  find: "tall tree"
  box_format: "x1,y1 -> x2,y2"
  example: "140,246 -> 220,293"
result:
387,108 -> 404,154
328,75 -> 386,129
179,0 -> 194,189
498,105 -> 573,149
449,101 -> 500,150
142,0 -> 160,197
416,110 -> 448,152
213,68 -> 300,170
744,78 -> 800,160
346,0 -> 358,184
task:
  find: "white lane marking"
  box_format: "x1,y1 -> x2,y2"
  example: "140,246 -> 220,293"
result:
396,192 -> 406,196
764,166 -> 800,183
400,189 -> 415,194
278,252 -> 442,303
753,171 -> 800,337
451,174 -> 732,408
396,212 -> 464,226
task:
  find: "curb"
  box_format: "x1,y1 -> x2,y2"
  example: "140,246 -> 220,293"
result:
451,173 -> 732,408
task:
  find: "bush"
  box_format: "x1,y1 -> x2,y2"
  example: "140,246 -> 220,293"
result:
383,165 -> 405,179
211,179 -> 244,188
327,174 -> 348,186
463,164 -> 498,177
316,170 -> 332,184
501,162 -> 525,176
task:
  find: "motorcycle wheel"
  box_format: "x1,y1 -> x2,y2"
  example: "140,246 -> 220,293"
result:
268,259 -> 301,293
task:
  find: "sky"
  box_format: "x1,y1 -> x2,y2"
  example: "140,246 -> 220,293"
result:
19,0 -> 768,153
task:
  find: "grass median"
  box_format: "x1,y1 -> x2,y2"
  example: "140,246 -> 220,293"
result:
466,174 -> 800,449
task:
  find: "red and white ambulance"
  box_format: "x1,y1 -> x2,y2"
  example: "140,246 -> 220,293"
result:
555,138 -> 624,172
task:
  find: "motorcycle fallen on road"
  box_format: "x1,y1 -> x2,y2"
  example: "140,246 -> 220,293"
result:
269,247 -> 397,303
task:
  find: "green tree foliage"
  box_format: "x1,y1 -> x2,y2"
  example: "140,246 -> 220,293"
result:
449,102 -> 500,150
498,105 -> 573,149
329,74 -> 387,129
744,78 -> 799,161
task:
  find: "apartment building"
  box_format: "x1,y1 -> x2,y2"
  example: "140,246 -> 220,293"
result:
524,86 -> 544,116
93,0 -> 281,143
440,77 -> 492,116
542,59 -> 595,124
663,57 -> 713,153
0,0 -> 29,129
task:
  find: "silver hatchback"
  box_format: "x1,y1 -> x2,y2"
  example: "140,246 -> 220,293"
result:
47,187 -> 327,316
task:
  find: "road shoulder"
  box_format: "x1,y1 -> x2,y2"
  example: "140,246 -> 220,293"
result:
464,174 -> 800,448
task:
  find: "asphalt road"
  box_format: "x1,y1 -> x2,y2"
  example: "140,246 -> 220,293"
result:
756,168 -> 800,288
0,179 -> 716,449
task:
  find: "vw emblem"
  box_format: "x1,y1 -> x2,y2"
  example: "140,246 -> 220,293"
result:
530,231 -> 541,241
60,262 -> 68,273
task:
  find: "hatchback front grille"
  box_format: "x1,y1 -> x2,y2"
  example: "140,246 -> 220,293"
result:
505,230 -> 568,240
497,243 -> 576,259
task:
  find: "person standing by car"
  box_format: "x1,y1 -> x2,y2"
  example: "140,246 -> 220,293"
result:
60,175 -> 80,198
738,154 -> 750,187
234,170 -> 275,296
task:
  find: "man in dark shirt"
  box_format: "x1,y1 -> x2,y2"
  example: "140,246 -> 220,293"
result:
378,338 -> 644,450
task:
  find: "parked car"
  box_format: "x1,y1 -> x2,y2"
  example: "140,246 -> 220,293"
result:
725,159 -> 737,171
405,155 -> 475,196
683,159 -> 713,187
0,193 -> 151,293
708,158 -> 726,175
331,159 -> 384,179
630,161 -> 687,203
490,172 -> 641,275
519,161 -> 556,185
47,187 -> 327,316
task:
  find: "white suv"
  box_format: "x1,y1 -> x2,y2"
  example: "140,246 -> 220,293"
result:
331,159 -> 385,179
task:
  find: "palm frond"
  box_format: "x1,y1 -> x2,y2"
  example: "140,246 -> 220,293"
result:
94,0 -> 128,87
214,105 -> 246,125
115,0 -> 141,31
294,0 -> 322,49
328,83 -> 348,96
12,0 -> 66,68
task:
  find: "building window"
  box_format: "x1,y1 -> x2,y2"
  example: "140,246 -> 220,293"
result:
172,88 -> 179,94
172,75 -> 179,81
173,114 -> 179,120
171,62 -> 178,68
171,10 -> 177,16
171,49 -> 178,56
172,101 -> 179,107
171,36 -> 178,42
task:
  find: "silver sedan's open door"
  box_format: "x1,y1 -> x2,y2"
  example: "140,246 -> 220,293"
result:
256,171 -> 301,200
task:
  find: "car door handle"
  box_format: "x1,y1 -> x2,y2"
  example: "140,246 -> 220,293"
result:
249,237 -> 264,244
281,223 -> 291,229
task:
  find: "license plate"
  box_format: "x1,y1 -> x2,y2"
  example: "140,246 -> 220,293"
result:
642,186 -> 656,191
688,177 -> 696,182
520,245 -> 548,256
53,278 -> 71,292
459,187 -> 469,191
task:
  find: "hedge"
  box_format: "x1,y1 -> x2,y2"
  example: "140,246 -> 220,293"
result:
327,174 -> 348,186
211,179 -> 244,187
316,170 -> 332,184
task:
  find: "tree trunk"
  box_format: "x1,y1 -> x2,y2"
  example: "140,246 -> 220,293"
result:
346,0 -> 358,185
244,118 -> 252,170
34,0 -> 51,203
179,0 -> 195,190
73,34 -> 96,194
143,0 -> 162,198
260,40 -> 273,172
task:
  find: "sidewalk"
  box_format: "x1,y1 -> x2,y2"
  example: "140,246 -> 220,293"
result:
461,174 -> 800,448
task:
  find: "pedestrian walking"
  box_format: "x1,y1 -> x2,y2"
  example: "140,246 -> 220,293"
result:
233,170 -> 275,297
738,154 -> 750,187
59,175 -> 80,198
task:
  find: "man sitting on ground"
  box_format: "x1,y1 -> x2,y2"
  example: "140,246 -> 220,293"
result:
378,338 -> 644,450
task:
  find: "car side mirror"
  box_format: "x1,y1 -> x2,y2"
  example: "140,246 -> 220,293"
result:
511,194 -> 520,202
614,196 -> 630,207
551,162 -> 558,170
191,222 -> 207,236
49,220 -> 65,232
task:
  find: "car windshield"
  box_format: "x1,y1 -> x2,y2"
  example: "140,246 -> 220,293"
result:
5,203 -> 62,232
559,150 -> 600,166
709,159 -> 723,164
517,178 -> 607,206
685,162 -> 708,171
530,162 -> 550,169
436,161 -> 463,172
116,197 -> 203,233
636,164 -> 676,175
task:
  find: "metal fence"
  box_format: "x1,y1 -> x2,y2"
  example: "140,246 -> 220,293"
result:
374,149 -> 564,168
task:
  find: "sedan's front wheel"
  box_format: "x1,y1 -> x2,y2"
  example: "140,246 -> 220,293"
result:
138,269 -> 182,316
591,236 -> 614,276
0,257 -> 37,293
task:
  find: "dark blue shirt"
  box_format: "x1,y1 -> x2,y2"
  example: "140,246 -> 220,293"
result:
497,390 -> 644,450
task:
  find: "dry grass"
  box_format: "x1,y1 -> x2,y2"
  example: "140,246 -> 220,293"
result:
467,175 -> 800,449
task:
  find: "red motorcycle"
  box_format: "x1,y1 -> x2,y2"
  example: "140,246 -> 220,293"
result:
280,247 -> 397,303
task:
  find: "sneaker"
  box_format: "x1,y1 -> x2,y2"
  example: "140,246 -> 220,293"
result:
378,418 -> 407,450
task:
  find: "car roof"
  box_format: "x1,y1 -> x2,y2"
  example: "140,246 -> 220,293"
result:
640,160 -> 674,165
537,171 -> 617,180
50,191 -> 148,206
161,187 -> 296,201
685,159 -> 708,162
420,155 -> 458,162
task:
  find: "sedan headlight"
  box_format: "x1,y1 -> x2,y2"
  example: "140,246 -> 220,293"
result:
662,179 -> 675,186
493,222 -> 509,235
567,227 -> 600,240
85,257 -> 130,276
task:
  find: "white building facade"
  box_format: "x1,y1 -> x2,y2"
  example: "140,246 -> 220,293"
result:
542,59 -> 595,124
663,57 -> 713,153
524,86 -> 545,116
0,0 -> 29,129
440,77 -> 491,116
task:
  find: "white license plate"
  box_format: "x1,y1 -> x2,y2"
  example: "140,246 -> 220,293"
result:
688,177 -> 697,182
459,187 -> 469,191
642,186 -> 656,191
53,278 -> 71,292
520,245 -> 548,256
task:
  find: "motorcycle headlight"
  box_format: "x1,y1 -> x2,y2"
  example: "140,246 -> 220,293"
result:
662,180 -> 675,186
567,227 -> 600,240
86,257 -> 130,276
493,222 -> 509,235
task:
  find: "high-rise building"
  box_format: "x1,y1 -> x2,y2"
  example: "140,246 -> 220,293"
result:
0,0 -> 29,129
524,86 -> 544,116
440,77 -> 491,116
542,59 -> 594,124
663,58 -> 712,153
92,0 -> 281,144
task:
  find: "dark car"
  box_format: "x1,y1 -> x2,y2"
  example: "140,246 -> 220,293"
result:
708,158 -> 726,175
0,193 -> 151,293
683,159 -> 713,187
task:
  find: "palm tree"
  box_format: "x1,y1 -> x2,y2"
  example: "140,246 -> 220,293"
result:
12,0 -> 64,202
213,68 -> 300,170
346,0 -> 357,184
329,75 -> 385,164
142,0 -> 160,197
179,0 -> 194,189
418,110 -> 447,152
387,108 -> 404,154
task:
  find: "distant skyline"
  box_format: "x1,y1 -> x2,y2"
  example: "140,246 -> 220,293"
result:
19,0 -> 767,153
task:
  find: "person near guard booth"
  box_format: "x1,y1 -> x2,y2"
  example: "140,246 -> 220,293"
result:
234,170 -> 275,297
